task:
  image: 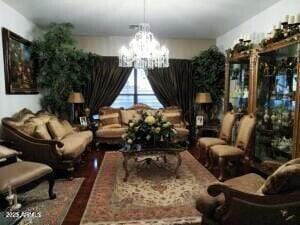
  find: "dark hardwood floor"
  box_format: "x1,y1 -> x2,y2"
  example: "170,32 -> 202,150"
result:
62,149 -> 105,225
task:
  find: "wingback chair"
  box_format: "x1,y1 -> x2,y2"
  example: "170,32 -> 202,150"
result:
210,114 -> 256,181
196,158 -> 300,225
197,111 -> 235,167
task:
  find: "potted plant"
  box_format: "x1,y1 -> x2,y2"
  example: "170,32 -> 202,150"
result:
192,47 -> 225,123
31,23 -> 91,117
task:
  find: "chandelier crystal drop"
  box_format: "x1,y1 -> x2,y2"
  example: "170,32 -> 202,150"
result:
118,23 -> 169,69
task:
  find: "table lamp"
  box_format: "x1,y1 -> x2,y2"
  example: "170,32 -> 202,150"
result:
68,92 -> 85,123
195,92 -> 212,126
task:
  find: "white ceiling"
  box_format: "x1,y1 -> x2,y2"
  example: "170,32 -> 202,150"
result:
3,0 -> 281,39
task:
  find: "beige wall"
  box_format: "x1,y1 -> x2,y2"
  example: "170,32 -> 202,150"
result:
75,35 -> 215,59
0,0 -> 41,120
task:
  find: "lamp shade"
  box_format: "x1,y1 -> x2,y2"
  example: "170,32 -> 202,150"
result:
68,92 -> 85,104
195,92 -> 212,104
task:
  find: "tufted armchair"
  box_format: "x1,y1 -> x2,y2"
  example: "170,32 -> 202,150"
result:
196,158 -> 300,225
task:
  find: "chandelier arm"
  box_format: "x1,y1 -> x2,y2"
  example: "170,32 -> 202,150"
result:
118,0 -> 169,69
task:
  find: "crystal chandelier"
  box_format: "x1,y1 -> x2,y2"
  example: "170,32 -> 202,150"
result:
118,1 -> 169,69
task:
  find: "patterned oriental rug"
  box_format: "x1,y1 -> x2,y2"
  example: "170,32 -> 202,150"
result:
17,178 -> 84,225
81,151 -> 217,225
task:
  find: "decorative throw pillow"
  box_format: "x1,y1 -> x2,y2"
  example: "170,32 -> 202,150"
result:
120,110 -> 138,124
61,120 -> 76,136
162,111 -> 182,125
19,117 -> 44,136
261,158 -> 300,195
8,113 -> 35,128
37,114 -> 53,123
33,124 -> 52,140
12,108 -> 34,120
100,113 -> 121,126
47,118 -> 68,140
102,124 -> 122,129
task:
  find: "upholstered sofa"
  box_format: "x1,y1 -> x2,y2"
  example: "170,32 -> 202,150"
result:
2,108 -> 93,175
196,158 -> 300,225
95,104 -> 189,144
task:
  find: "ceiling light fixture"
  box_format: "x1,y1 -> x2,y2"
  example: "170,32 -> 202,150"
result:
118,0 -> 169,69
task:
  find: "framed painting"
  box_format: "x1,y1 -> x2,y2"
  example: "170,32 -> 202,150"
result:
2,27 -> 38,94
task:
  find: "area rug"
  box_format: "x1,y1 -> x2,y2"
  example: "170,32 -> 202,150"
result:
15,178 -> 84,225
81,151 -> 217,225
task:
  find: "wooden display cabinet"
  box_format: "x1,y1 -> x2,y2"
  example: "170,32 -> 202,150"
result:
250,34 -> 300,165
224,53 -> 252,114
224,52 -> 255,144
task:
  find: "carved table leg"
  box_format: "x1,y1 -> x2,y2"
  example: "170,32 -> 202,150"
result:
163,155 -> 167,163
47,172 -> 56,200
123,154 -> 129,182
175,153 -> 182,179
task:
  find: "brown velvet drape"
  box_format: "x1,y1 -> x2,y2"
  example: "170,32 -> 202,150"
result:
147,59 -> 196,124
83,56 -> 132,114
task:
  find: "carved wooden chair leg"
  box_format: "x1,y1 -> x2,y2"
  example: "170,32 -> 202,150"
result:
197,143 -> 201,161
204,147 -> 210,168
243,156 -> 250,173
47,173 -> 56,200
208,149 -> 214,170
67,167 -> 74,180
218,157 -> 226,181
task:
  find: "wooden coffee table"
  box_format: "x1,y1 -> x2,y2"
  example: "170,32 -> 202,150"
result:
119,146 -> 185,182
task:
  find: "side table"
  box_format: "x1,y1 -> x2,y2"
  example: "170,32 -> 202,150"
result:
72,123 -> 99,150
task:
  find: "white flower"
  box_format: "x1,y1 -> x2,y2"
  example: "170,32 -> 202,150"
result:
146,135 -> 151,140
127,139 -> 133,144
163,123 -> 168,128
145,116 -> 156,125
155,127 -> 161,133
129,122 -> 134,127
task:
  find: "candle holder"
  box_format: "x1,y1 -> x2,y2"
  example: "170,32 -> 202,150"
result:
10,194 -> 21,210
5,184 -> 14,206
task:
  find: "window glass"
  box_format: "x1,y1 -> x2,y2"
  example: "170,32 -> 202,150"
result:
111,69 -> 162,109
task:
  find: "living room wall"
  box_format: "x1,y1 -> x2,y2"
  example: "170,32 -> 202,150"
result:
75,35 -> 215,59
216,0 -> 300,52
0,0 -> 40,119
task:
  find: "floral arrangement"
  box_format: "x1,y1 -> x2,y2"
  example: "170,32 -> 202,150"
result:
122,110 -> 177,146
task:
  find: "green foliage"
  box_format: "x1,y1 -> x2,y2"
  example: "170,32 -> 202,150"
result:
192,47 -> 225,118
31,23 -> 91,114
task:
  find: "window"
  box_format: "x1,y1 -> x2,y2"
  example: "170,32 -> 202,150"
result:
111,69 -> 163,109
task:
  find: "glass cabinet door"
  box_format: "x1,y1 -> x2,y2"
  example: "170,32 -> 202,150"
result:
228,62 -> 249,113
255,44 -> 299,162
